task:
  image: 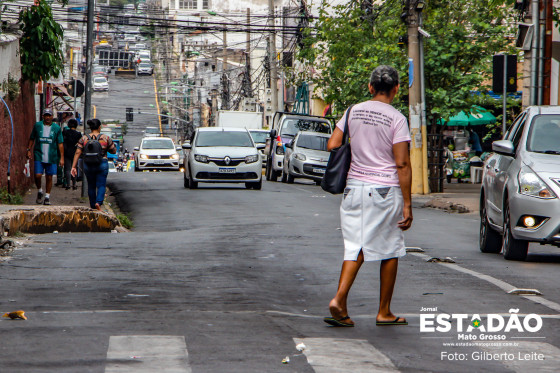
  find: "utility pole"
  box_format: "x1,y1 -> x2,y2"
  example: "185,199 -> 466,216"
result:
407,0 -> 427,194
245,8 -> 253,98
268,0 -> 279,114
221,29 -> 229,110
82,0 -> 95,197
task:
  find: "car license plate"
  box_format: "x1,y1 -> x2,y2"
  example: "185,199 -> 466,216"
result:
219,168 -> 236,173
154,160 -> 164,164
313,168 -> 326,174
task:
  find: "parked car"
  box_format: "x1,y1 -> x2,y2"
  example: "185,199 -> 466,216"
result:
143,126 -> 160,137
265,113 -> 332,181
137,62 -> 153,75
282,131 -> 330,185
134,137 -> 181,171
92,76 -> 109,91
93,65 -> 109,80
249,129 -> 269,167
480,106 -> 560,261
182,127 -> 265,190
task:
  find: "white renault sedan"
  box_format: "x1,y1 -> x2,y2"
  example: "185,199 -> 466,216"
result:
182,127 -> 264,190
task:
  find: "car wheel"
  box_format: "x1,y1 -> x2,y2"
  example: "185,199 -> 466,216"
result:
287,172 -> 294,184
269,167 -> 278,182
281,171 -> 287,183
187,166 -> 198,189
479,197 -> 501,253
502,200 -> 529,261
183,171 -> 188,188
315,180 -> 322,186
252,179 -> 262,190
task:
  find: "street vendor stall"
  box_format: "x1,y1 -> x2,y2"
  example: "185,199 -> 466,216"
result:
439,106 -> 496,183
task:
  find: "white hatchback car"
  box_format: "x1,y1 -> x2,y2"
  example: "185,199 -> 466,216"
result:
134,137 -> 181,171
182,127 -> 264,189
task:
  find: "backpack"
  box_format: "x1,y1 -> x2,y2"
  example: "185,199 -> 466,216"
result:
84,134 -> 103,165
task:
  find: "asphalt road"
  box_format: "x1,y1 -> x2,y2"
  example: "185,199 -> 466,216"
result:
2,75 -> 560,372
1,171 -> 560,372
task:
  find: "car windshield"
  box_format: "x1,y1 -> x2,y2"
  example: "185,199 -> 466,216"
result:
527,115 -> 560,154
249,131 -> 269,144
280,119 -> 331,138
93,67 -> 105,72
196,131 -> 254,147
139,63 -> 151,67
296,134 -> 328,151
142,139 -> 174,149
94,77 -> 107,83
145,127 -> 159,134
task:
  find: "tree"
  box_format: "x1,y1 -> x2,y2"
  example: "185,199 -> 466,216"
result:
19,0 -> 66,83
296,0 -> 517,122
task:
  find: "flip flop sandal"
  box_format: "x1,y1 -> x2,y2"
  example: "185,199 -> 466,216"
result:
376,316 -> 408,326
323,316 -> 354,327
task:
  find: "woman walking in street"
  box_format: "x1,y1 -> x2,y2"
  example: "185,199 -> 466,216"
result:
70,119 -> 116,211
324,65 -> 413,327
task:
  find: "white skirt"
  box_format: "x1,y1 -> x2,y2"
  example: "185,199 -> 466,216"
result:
340,179 -> 406,261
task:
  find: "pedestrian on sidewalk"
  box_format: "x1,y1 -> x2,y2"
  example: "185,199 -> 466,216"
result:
324,66 -> 413,328
26,109 -> 64,205
70,119 -> 116,211
466,125 -> 482,156
62,119 -> 82,190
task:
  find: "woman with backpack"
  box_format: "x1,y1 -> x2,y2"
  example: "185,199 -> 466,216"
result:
70,119 -> 117,211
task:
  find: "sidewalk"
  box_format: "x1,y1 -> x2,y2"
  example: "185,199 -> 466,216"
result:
0,181 -> 122,238
413,181 -> 481,214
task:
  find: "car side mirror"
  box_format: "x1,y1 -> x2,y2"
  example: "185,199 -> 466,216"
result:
182,142 -> 192,150
492,140 -> 515,156
270,129 -> 277,139
176,146 -> 182,151
134,147 -> 139,151
256,143 -> 265,150
285,142 -> 293,149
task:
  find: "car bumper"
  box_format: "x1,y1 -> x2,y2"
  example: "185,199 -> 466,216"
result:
191,160 -> 262,182
510,194 -> 560,244
93,87 -> 109,91
272,154 -> 284,171
289,158 -> 327,181
138,70 -> 152,75
137,159 -> 180,170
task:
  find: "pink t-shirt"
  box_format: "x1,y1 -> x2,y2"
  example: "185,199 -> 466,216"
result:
335,100 -> 411,187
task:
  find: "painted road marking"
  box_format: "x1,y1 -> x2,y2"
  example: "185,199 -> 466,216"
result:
105,335 -> 190,373
408,251 -> 560,313
481,341 -> 560,373
294,337 -> 399,373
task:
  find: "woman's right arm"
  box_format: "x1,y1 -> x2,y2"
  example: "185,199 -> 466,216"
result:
393,141 -> 413,231
327,127 -> 344,151
70,148 -> 82,177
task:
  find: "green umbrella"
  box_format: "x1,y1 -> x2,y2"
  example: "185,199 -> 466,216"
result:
438,105 -> 496,126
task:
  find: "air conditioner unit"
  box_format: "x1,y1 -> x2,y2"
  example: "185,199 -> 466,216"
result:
266,98 -> 271,103
266,89 -> 272,95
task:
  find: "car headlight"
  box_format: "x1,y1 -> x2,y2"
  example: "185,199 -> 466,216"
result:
194,154 -> 209,163
139,153 -> 148,159
518,166 -> 556,199
171,153 -> 179,160
245,154 -> 259,164
294,153 -> 306,161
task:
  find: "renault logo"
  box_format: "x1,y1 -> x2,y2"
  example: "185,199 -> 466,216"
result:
224,156 -> 231,165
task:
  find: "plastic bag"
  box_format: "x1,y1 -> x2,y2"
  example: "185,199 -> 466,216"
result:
23,160 -> 30,178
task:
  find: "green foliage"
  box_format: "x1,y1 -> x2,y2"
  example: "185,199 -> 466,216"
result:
1,74 -> 20,101
116,213 -> 134,229
296,0 -> 516,122
18,0 -> 65,83
110,0 -> 130,9
0,188 -> 24,205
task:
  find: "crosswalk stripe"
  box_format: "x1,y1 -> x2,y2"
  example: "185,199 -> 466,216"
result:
481,341 -> 560,373
293,337 -> 400,373
105,335 -> 191,373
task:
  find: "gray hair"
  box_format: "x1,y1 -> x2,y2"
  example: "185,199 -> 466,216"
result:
369,65 -> 399,95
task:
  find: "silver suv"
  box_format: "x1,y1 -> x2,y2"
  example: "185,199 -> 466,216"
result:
480,106 -> 560,260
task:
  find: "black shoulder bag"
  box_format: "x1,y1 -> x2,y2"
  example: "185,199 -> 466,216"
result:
321,105 -> 354,194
